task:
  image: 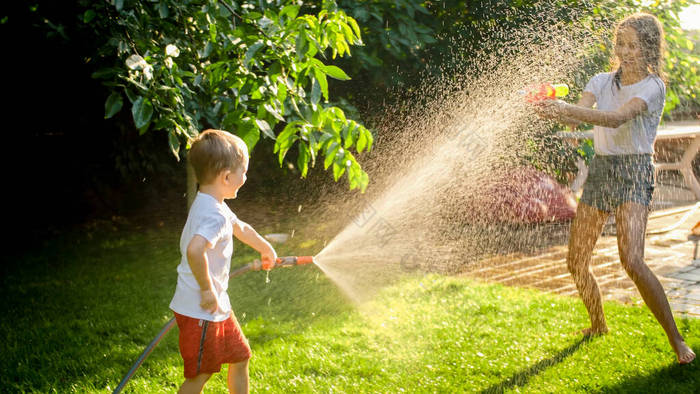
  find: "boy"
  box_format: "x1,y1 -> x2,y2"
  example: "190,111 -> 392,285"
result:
170,129 -> 277,393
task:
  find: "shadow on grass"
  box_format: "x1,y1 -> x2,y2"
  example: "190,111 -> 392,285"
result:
481,337 -> 591,394
598,355 -> 700,393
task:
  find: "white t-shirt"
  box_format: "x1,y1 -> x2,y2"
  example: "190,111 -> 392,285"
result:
170,192 -> 238,322
584,72 -> 665,155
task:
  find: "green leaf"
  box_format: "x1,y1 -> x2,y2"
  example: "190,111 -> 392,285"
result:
277,81 -> 287,103
158,2 -> 169,18
209,23 -> 217,42
296,31 -> 308,60
342,124 -> 356,148
313,67 -> 328,102
332,161 -> 345,181
318,133 -> 334,152
359,170 -> 369,192
297,142 -> 310,177
331,107 -> 346,124
258,16 -> 274,30
310,77 -> 321,106
311,108 -> 326,128
124,89 -> 138,104
115,0 -> 124,11
274,122 -> 301,165
324,142 -> 339,169
289,97 -> 304,119
168,132 -> 181,160
83,10 -> 96,23
104,92 -> 123,119
364,128 -> 374,151
200,42 -> 214,59
280,5 -> 300,21
245,41 -> 265,68
235,123 -> 260,152
356,127 -> 373,153
255,119 -> 275,139
132,96 -> 153,129
263,103 -> 285,122
323,65 -> 351,80
330,113 -> 343,133
683,37 -> 694,51
348,18 -> 362,41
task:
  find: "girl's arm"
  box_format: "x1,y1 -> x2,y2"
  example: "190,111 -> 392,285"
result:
560,91 -> 597,130
543,95 -> 647,129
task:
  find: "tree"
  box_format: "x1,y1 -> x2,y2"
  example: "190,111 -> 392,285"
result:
90,0 -> 374,193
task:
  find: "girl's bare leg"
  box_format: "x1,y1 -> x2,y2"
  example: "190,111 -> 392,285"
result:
227,360 -> 249,394
567,202 -> 610,335
615,202 -> 696,364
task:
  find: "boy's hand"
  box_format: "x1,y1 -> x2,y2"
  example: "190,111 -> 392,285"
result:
233,219 -> 278,270
200,289 -> 220,314
260,247 -> 278,271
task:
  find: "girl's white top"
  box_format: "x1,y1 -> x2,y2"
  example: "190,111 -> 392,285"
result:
584,72 -> 666,155
170,192 -> 238,322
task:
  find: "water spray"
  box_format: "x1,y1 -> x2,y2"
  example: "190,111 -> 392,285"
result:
112,256 -> 315,394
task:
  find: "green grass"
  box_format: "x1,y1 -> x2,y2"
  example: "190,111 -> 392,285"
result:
1,226 -> 699,393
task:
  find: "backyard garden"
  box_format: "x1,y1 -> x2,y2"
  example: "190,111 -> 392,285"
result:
2,0 -> 700,392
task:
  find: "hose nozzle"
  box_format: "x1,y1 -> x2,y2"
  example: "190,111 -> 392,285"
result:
251,256 -> 315,271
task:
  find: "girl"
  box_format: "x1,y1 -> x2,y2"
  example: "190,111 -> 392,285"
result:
537,13 -> 695,364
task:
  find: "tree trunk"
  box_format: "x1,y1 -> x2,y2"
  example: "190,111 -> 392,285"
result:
186,159 -> 197,209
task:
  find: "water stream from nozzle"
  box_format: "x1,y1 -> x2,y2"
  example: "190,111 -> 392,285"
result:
304,19 -> 604,304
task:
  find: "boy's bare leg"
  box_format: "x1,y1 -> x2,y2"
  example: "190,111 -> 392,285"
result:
227,360 -> 249,394
178,373 -> 212,394
616,202 -> 696,364
567,202 -> 610,335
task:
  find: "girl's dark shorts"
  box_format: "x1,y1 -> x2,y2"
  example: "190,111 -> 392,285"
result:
580,154 -> 655,213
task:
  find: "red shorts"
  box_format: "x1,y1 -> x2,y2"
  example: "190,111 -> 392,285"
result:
173,312 -> 251,378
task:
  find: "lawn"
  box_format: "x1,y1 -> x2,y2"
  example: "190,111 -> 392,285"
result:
1,225 -> 699,393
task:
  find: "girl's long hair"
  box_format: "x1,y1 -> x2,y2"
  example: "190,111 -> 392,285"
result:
611,13 -> 666,89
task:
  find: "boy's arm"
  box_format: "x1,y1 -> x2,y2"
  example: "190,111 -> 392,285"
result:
233,220 -> 278,268
186,235 -> 219,313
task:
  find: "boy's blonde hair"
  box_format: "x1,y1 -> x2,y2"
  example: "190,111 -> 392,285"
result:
188,129 -> 249,185
612,13 -> 666,86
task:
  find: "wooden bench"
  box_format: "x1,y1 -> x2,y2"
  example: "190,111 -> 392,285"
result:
557,121 -> 700,199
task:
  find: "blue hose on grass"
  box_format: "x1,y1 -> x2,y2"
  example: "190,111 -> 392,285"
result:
112,317 -> 176,393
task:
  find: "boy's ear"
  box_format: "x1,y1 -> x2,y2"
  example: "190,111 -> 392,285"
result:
216,170 -> 231,183
220,169 -> 232,183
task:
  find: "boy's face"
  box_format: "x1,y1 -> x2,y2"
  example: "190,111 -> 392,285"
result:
224,156 -> 249,199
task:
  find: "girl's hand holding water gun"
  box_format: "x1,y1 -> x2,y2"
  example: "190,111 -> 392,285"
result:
534,99 -> 566,119
534,99 -> 582,131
